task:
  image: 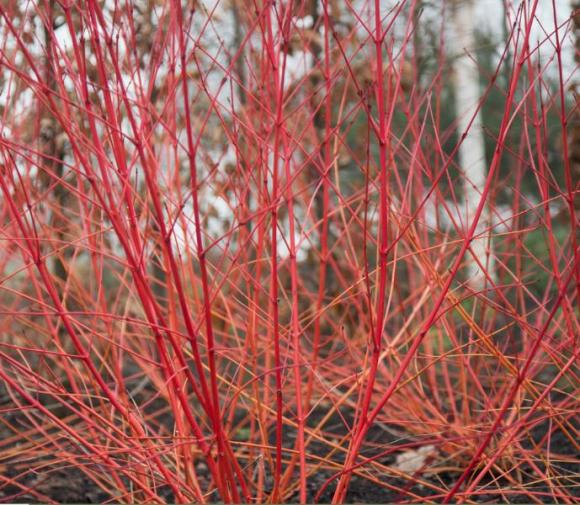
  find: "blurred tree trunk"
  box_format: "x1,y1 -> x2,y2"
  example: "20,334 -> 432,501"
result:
450,0 -> 495,288
571,1 -> 580,214
41,0 -> 69,289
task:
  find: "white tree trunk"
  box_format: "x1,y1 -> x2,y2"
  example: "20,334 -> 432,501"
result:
450,0 -> 495,289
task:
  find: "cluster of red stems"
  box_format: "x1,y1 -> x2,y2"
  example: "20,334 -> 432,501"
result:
0,0 -> 578,503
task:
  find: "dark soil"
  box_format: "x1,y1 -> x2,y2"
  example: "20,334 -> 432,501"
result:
2,427 -> 577,503
1,387 -> 578,504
